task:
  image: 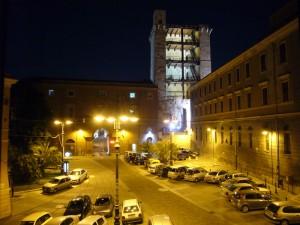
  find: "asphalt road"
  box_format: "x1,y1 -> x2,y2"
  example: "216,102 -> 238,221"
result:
1,156 -> 272,225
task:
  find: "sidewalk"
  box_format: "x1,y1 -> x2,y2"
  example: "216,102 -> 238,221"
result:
174,156 -> 300,204
13,178 -> 49,194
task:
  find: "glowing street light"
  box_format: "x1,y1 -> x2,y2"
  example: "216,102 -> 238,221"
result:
54,119 -> 73,172
94,114 -> 138,225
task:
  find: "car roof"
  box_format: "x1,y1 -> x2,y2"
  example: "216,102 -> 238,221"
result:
71,168 -> 84,171
45,216 -> 78,225
21,211 -> 51,221
271,201 -> 297,207
233,183 -> 253,187
54,175 -> 69,179
123,199 -> 138,205
96,194 -> 112,199
149,214 -> 172,224
78,215 -> 105,224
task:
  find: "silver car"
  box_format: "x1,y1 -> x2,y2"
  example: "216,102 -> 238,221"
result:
42,176 -> 72,193
265,201 -> 300,225
69,168 -> 88,184
231,190 -> 272,213
204,170 -> 227,184
184,167 -> 207,182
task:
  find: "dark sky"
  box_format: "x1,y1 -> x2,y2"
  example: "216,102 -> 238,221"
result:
5,0 -> 287,82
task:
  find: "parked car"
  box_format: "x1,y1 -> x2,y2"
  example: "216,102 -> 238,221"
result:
64,195 -> 92,220
204,170 -> 228,184
176,149 -> 190,160
168,165 -> 188,180
148,163 -> 164,174
231,190 -> 272,213
222,183 -> 254,201
133,154 -> 145,165
264,201 -> 300,225
224,172 -> 249,180
157,165 -> 172,178
45,215 -> 80,225
220,177 -> 252,188
92,194 -> 114,218
69,168 -> 88,184
121,199 -> 143,225
20,211 -> 52,225
189,151 -> 199,159
184,167 -> 207,182
148,214 -> 174,225
77,215 -> 107,225
42,175 -> 72,194
145,158 -> 161,169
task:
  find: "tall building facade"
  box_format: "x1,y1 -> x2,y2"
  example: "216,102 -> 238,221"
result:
189,7 -> 300,193
149,10 -> 212,133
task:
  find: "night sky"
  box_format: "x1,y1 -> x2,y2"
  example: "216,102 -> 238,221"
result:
5,0 -> 287,82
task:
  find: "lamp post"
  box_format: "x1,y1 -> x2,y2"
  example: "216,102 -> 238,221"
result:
54,120 -> 72,166
94,115 -> 138,225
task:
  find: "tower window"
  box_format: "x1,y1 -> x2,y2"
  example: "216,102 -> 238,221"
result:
260,54 -> 267,72
282,82 -> 289,102
262,88 -> 268,105
279,43 -> 287,64
129,92 -> 136,98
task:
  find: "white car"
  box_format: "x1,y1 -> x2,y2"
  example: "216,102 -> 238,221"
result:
204,170 -> 228,184
45,215 -> 79,225
69,168 -> 88,184
77,215 -> 107,225
20,211 -> 52,225
121,199 -> 143,225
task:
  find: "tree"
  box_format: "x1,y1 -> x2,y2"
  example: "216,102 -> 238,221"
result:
147,139 -> 178,163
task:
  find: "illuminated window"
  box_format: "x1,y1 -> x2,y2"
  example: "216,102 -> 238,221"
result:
48,89 -> 55,96
129,92 -> 136,98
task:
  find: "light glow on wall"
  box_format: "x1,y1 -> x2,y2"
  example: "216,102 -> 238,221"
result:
143,130 -> 156,143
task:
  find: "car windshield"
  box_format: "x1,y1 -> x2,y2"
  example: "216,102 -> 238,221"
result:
95,197 -> 110,206
70,171 -> 80,176
68,200 -> 83,210
209,172 -> 218,175
49,178 -> 60,184
20,221 -> 34,225
123,205 -> 139,213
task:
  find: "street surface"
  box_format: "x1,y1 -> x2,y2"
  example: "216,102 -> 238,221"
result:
2,156 -> 272,225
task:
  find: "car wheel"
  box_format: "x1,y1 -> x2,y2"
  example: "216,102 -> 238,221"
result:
280,220 -> 289,225
241,205 -> 249,213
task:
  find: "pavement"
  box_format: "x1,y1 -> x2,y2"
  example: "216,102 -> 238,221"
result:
11,155 -> 300,205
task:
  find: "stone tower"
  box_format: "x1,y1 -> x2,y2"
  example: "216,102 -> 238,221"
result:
149,10 -> 212,133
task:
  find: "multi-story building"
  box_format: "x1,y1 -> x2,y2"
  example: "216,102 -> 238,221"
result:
189,1 -> 300,193
11,78 -> 158,155
149,10 -> 212,133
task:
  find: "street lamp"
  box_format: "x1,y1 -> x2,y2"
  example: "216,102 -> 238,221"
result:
94,115 -> 138,225
54,119 -> 73,163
